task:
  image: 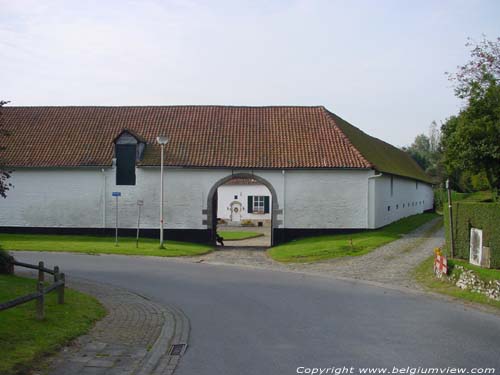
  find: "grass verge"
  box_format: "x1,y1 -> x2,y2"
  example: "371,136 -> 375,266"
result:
268,213 -> 440,263
219,231 -> 263,241
0,274 -> 105,375
413,256 -> 500,309
0,234 -> 213,257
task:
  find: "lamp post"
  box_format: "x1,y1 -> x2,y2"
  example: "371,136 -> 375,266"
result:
157,136 -> 169,248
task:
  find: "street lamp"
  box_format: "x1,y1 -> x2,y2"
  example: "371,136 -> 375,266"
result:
157,136 -> 169,248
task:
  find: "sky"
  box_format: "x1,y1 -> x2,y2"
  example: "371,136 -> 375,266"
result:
1,0 -> 499,147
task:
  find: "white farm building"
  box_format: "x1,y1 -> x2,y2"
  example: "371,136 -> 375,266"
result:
217,178 -> 272,226
0,105 -> 434,246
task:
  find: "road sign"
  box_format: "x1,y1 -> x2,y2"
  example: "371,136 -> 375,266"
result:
434,253 -> 448,277
112,192 -> 121,197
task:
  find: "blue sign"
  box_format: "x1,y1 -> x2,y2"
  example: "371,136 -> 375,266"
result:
112,192 -> 121,197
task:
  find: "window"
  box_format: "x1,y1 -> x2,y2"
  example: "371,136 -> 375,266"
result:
396,204 -> 399,209
116,144 -> 136,185
253,196 -> 265,213
390,176 -> 394,196
247,195 -> 270,214
234,195 -> 238,200
416,181 -> 419,190
387,206 -> 391,211
114,130 -> 145,186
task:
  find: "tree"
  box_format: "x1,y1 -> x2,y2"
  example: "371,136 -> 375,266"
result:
402,121 -> 442,179
446,36 -> 500,99
0,100 -> 12,198
441,37 -> 500,198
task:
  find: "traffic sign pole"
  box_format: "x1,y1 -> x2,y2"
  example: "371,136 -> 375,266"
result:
112,192 -> 121,246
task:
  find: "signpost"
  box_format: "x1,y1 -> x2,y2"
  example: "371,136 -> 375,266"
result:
112,192 -> 121,246
136,200 -> 144,248
445,179 -> 454,259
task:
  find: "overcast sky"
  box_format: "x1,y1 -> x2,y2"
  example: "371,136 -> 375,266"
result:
1,0 -> 499,147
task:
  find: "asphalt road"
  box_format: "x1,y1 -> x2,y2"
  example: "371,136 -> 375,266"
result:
14,252 -> 500,375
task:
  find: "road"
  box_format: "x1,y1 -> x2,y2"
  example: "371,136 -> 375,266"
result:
14,251 -> 500,375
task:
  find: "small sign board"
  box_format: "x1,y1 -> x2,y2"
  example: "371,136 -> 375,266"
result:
137,200 -> 144,206
434,253 -> 448,277
112,192 -> 121,197
469,228 -> 483,266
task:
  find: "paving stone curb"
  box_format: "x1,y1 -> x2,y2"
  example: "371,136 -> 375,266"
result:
17,273 -> 191,375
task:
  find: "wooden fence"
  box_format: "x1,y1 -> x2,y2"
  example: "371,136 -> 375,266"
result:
0,260 -> 65,320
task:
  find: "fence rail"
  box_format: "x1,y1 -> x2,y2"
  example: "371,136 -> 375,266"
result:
0,260 -> 65,320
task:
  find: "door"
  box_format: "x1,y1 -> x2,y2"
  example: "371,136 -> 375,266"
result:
230,202 -> 242,222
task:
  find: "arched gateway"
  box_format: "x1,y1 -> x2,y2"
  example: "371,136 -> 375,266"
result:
206,173 -> 280,246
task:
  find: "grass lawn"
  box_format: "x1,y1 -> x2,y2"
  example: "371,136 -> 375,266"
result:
0,274 -> 105,375
0,234 -> 213,257
268,213 -> 440,263
218,231 -> 263,241
414,256 -> 500,309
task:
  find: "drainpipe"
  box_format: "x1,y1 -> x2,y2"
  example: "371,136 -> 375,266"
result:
101,168 -> 106,229
367,172 -> 383,228
282,169 -> 286,243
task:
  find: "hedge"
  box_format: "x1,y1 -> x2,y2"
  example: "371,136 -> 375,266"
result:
444,202 -> 500,269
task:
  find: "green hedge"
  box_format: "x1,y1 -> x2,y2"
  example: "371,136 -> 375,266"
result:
444,202 -> 500,269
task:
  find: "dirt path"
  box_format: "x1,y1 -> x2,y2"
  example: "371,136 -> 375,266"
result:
188,218 -> 444,289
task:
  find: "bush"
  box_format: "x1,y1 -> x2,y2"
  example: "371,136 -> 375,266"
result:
444,202 -> 500,269
0,248 -> 14,274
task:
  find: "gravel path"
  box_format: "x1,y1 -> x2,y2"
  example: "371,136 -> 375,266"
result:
188,218 -> 444,289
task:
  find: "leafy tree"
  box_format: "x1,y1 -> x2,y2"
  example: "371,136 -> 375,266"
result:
446,36 -> 500,99
441,37 -> 500,198
402,121 -> 443,180
0,100 -> 12,198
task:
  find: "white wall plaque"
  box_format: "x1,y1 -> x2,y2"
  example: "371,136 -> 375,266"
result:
469,228 -> 483,266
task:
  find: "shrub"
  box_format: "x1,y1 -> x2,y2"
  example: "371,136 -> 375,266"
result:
0,247 -> 14,274
444,202 -> 500,269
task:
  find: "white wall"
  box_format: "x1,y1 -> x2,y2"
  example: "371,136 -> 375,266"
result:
282,170 -> 371,229
0,167 -> 433,231
217,184 -> 272,221
368,173 -> 434,228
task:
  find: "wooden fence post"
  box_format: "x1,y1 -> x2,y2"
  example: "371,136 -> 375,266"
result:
54,266 -> 59,282
38,261 -> 44,283
36,281 -> 45,320
58,273 -> 65,305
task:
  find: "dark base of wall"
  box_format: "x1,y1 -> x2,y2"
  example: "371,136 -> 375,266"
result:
0,226 -> 212,244
273,228 -> 367,244
1,226 -> 380,246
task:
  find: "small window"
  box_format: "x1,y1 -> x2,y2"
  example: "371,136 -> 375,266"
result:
403,203 -> 405,208
416,181 -> 419,190
396,204 -> 399,209
253,196 -> 265,213
234,195 -> 238,200
387,206 -> 391,211
116,144 -> 136,185
249,195 -> 270,214
390,176 -> 394,196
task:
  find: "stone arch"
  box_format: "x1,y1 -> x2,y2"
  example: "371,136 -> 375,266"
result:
206,172 -> 279,246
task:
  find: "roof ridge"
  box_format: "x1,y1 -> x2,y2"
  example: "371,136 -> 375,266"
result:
4,104 -> 327,109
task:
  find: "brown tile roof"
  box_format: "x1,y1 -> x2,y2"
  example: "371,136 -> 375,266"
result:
0,105 -> 431,182
223,178 -> 260,186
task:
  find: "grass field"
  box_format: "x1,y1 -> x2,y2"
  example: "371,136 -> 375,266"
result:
414,256 -> 500,309
218,231 -> 263,240
268,213 -> 440,263
0,234 -> 213,257
0,274 -> 105,375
